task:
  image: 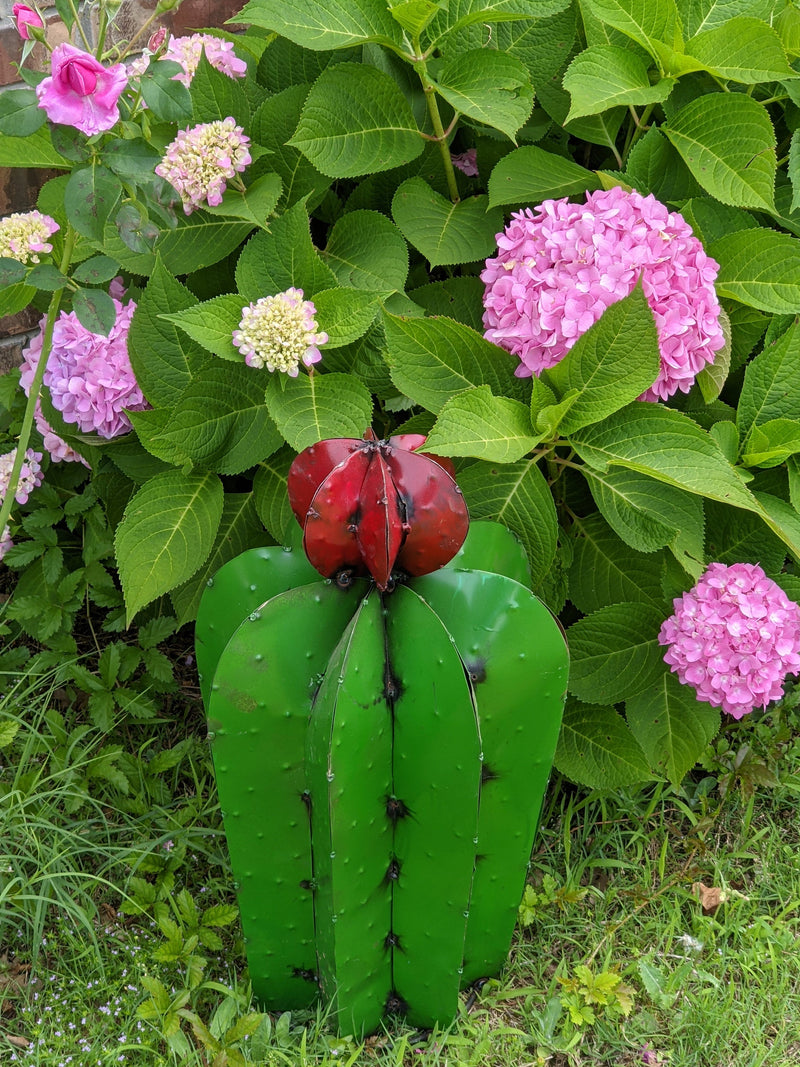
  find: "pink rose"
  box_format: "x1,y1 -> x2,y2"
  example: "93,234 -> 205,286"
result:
12,3 -> 44,39
35,43 -> 128,136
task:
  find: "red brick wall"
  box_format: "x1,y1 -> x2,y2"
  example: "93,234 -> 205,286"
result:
0,0 -> 245,364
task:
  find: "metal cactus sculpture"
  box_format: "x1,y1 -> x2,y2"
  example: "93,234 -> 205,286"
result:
195,430 -> 569,1036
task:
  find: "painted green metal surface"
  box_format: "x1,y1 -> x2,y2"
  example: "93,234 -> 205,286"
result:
206,580 -> 362,1008
306,592 -> 393,1036
412,569 -> 569,985
445,520 -> 531,586
195,526 -> 318,706
386,585 -> 482,1028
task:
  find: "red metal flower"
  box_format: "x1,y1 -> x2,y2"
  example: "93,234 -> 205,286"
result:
287,430 -> 469,590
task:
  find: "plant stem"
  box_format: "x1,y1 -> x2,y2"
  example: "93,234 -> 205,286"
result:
622,103 -> 654,166
0,229 -> 76,541
412,48 -> 460,203
66,0 -> 93,52
118,10 -> 162,61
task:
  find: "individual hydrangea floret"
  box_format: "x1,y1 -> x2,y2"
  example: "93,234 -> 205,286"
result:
232,288 -> 328,376
155,117 -> 251,215
0,447 -> 43,505
0,210 -> 59,264
450,149 -> 478,177
481,186 -> 726,401
164,33 -> 247,85
20,297 -> 148,440
658,562 -> 800,719
35,43 -> 128,136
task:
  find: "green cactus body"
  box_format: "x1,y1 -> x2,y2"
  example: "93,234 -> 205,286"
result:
197,521 -> 568,1034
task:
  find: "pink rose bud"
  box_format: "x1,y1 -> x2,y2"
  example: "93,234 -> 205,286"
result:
12,3 -> 44,39
147,26 -> 167,53
35,43 -> 128,136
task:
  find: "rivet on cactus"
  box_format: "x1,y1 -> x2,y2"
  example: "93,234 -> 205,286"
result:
195,431 -> 569,1035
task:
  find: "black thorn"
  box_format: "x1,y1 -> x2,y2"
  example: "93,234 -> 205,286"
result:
385,795 -> 411,823
292,968 -> 319,984
299,879 -> 314,891
384,665 -> 402,703
385,857 -> 401,882
301,790 -> 312,811
475,853 -> 487,864
384,992 -> 409,1016
464,658 -> 487,685
481,763 -> 499,785
383,932 -> 402,950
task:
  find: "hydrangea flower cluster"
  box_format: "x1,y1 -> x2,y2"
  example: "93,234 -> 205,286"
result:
163,33 -> 247,85
659,562 -> 800,719
481,186 -> 726,401
155,118 -> 251,215
20,297 -> 148,440
232,288 -> 328,375
0,210 -> 59,264
0,447 -> 43,505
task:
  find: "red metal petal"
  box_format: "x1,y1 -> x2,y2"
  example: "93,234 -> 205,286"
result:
287,439 -> 363,529
355,450 -> 404,590
388,433 -> 457,480
388,449 -> 469,577
302,449 -> 371,579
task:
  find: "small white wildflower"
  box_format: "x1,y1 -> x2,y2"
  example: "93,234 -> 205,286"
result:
0,210 -> 59,263
232,287 -> 328,376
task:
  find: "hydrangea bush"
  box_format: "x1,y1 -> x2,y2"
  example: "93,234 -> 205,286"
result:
3,0 -> 800,789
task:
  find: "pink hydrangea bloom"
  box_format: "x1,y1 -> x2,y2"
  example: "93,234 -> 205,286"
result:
482,186 -> 725,401
0,524 -> 13,561
659,562 -> 800,719
20,298 -> 148,440
12,3 -> 44,39
232,288 -> 327,375
451,149 -> 478,177
0,447 -> 43,505
163,33 -> 247,86
0,210 -> 58,263
155,117 -> 251,214
36,43 -> 128,136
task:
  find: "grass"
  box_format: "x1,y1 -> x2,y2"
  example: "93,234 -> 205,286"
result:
3,663 -> 800,1066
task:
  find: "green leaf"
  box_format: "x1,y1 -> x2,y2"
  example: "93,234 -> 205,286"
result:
0,88 -> 46,136
738,322 -> 800,439
140,60 -> 193,123
26,264 -> 68,291
235,200 -> 336,300
390,0 -> 446,35
570,402 -> 759,512
685,17 -> 797,83
135,361 -> 283,475
790,130 -> 800,215
682,0 -> 763,37
0,258 -> 27,286
0,283 -> 36,318
424,385 -> 538,461
253,446 -> 296,541
383,313 -> 529,414
711,229 -> 800,313
201,174 -> 283,230
568,602 -> 667,703
704,499 -> 787,571
115,472 -> 224,623
742,418 -> 800,467
408,276 -> 484,329
457,457 -> 558,586
161,295 -> 244,362
264,371 -> 373,450
664,94 -> 776,211
568,513 -> 668,613
626,672 -> 720,788
623,127 -> 703,202
101,137 -> 162,182
581,0 -> 683,60
64,165 -> 123,243
73,288 -> 117,337
555,699 -> 651,789
0,126 -> 70,168
311,288 -> 382,348
582,466 -> 706,560
96,213 -> 253,277
433,50 -> 534,140
564,45 -> 674,122
190,51 -> 250,126
237,0 -> 404,49
392,179 -> 504,267
487,145 -> 600,208
289,63 -> 422,178
322,209 -> 408,292
170,493 -> 266,625
695,305 -> 732,403
543,284 -> 660,433
251,85 -> 331,209
128,259 -> 207,407
72,255 -> 121,285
